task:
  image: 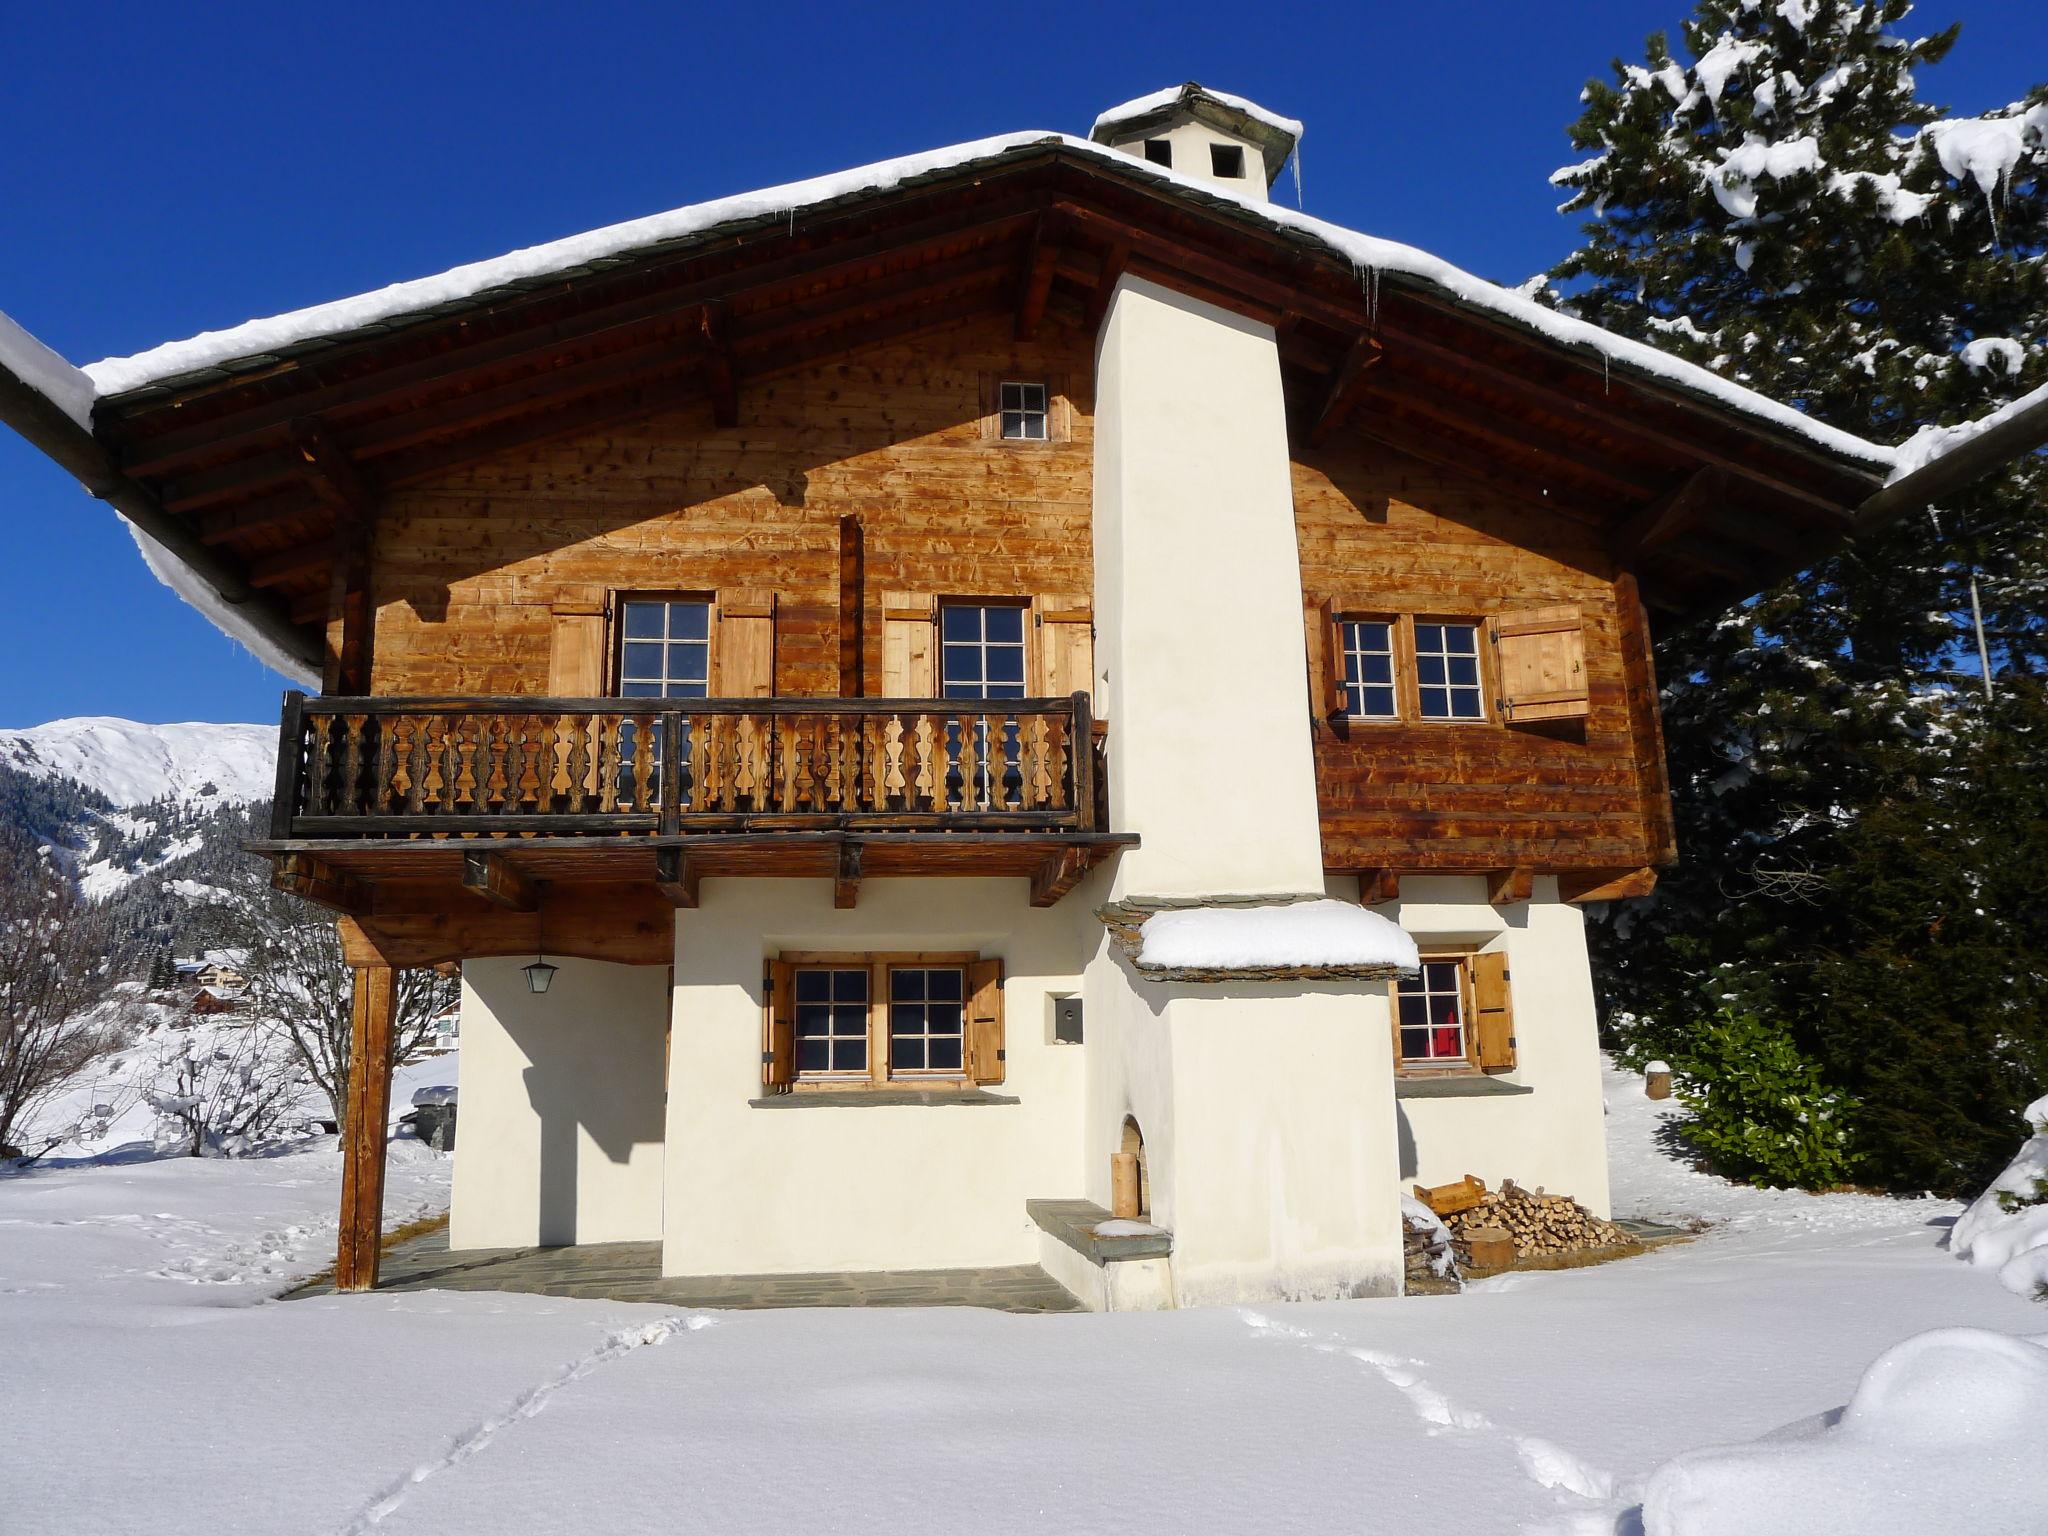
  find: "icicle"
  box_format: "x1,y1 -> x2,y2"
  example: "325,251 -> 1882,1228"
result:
1291,145 -> 1304,209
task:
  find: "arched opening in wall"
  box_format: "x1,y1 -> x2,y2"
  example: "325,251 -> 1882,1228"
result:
1119,1116 -> 1151,1221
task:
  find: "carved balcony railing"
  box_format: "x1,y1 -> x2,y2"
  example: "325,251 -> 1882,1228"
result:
269,692 -> 1103,840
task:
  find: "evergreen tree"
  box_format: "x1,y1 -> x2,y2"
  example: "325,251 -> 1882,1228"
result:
1546,0 -> 2047,1194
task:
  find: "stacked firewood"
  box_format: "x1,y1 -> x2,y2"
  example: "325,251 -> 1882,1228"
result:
1415,1176 -> 1635,1268
1401,1201 -> 1461,1292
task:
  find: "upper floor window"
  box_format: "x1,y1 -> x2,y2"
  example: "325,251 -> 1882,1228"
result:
1209,143 -> 1246,179
617,598 -> 711,697
1341,620 -> 1398,720
940,604 -> 1027,700
1414,621 -> 1485,721
999,380 -> 1050,441
1143,138 -> 1173,167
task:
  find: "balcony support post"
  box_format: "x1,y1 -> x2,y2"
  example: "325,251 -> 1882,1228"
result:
655,846 -> 700,908
335,961 -> 395,1292
834,841 -> 863,910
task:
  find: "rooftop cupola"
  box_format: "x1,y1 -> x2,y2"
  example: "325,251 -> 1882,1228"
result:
1089,84 -> 1302,205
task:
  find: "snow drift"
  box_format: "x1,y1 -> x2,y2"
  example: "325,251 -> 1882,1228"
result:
1641,1328 -> 2048,1536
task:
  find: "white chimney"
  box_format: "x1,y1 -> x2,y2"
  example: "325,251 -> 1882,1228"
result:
1089,84 -> 1302,205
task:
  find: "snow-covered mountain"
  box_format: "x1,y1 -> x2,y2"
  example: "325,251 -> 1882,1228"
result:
0,718 -> 274,808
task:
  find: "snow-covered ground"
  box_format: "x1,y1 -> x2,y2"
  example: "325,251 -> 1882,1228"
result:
0,1061 -> 2040,1535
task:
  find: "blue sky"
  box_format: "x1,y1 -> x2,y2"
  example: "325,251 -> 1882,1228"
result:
1,0 -> 2041,728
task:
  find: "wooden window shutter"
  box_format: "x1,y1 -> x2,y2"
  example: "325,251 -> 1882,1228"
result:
547,599 -> 608,696
966,957 -> 1005,1085
881,590 -> 936,697
714,588 -> 776,697
1304,597 -> 1344,721
1491,605 -> 1589,724
1472,950 -> 1516,1071
1033,593 -> 1093,699
763,960 -> 796,1092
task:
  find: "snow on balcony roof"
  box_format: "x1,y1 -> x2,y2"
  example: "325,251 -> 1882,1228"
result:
1090,84 -> 1305,145
1106,897 -> 1420,981
69,129 -> 1897,474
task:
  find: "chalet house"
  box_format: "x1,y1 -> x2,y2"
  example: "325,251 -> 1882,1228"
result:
2,84 -> 1969,1307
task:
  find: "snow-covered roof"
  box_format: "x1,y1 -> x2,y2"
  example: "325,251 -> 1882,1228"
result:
67,129 -> 1897,472
1889,378 -> 2048,484
0,307 -> 94,432
1091,84 -> 1305,146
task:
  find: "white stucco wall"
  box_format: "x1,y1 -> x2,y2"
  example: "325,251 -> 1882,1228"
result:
1377,875 -> 1614,1218
662,877 -> 1094,1277
1100,119 -> 1273,201
1091,274 -> 1325,899
450,957 -> 669,1248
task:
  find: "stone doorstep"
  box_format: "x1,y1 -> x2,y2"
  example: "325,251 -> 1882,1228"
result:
1027,1197 -> 1174,1264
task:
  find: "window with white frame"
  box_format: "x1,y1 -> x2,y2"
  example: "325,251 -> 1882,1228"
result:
617,599 -> 711,697
1341,620 -> 1398,720
940,603 -> 1027,804
888,965 -> 966,1074
998,380 -> 1049,441
940,604 -> 1027,699
1414,621 -> 1485,720
1396,957 -> 1469,1065
794,966 -> 870,1077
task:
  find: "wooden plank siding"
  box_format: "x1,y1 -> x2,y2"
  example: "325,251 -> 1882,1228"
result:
1293,434 -> 1671,876
359,313 -> 1094,700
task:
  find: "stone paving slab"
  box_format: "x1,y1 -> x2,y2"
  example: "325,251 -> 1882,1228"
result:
288,1228 -> 1085,1313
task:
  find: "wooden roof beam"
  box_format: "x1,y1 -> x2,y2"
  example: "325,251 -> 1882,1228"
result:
1305,334 -> 1384,448
1383,324 -> 1864,522
1358,370 -> 1660,501
114,203 -> 1048,475
1014,215 -> 1060,341
834,841 -> 863,910
700,302 -> 739,429
1609,466 -> 1728,562
1346,414 -> 1612,527
461,851 -> 536,911
655,847 -> 700,908
1084,240 -> 1131,334
247,536 -> 335,591
289,418 -> 375,521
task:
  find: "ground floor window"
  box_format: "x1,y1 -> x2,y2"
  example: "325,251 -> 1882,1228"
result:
1397,956 -> 1470,1065
766,952 -> 1004,1092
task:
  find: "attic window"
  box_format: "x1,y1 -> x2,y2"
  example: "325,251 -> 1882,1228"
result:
999,380 -> 1049,441
1143,138 -> 1173,167
1210,143 -> 1245,179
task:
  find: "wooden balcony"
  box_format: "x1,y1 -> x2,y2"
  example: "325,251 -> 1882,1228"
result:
253,694 -> 1133,952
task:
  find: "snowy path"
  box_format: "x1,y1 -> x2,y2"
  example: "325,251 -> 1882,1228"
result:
0,1063 -> 2040,1534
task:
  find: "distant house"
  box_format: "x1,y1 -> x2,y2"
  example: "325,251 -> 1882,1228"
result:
2,84 -> 2035,1306
186,986 -> 244,1017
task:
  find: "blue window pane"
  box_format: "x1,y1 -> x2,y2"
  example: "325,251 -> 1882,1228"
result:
928,1038 -> 963,1072
1362,686 -> 1396,716
669,677 -> 708,699
986,681 -> 1026,700
670,605 -> 709,641
1420,687 -> 1449,717
891,970 -> 923,1002
1416,655 -> 1446,685
926,969 -> 963,1001
1452,692 -> 1483,719
1415,624 -> 1443,652
942,607 -> 981,641
795,970 -> 830,1003
622,603 -> 664,639
839,1041 -> 867,1073
797,1039 -> 829,1072
1360,655 -> 1393,684
1448,655 -> 1479,686
985,606 -> 1024,643
891,1037 -> 922,1071
1445,625 -> 1478,655
623,643 -> 662,677
620,681 -> 663,698
942,643 -> 980,680
1400,1028 -> 1429,1059
986,646 -> 1024,683
831,1005 -> 866,1037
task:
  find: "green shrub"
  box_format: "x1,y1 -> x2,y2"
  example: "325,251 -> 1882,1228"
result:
1669,1002 -> 1860,1189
